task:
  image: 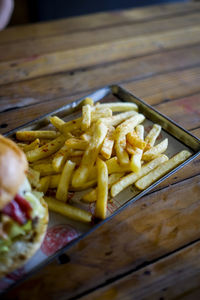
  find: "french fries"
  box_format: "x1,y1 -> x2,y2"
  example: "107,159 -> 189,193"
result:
111,155 -> 168,197
33,163 -> 59,176
95,158 -> 108,219
56,160 -> 76,202
82,104 -> 92,131
135,150 -> 191,190
99,102 -> 138,112
82,172 -> 124,203
142,138 -> 168,161
26,135 -> 66,162
106,157 -> 132,174
49,116 -> 65,131
100,126 -> 115,159
18,139 -> 40,152
16,130 -> 60,141
72,121 -> 107,187
127,132 -> 146,150
27,167 -> 40,188
115,114 -> 145,164
65,138 -> 88,150
15,97 -> 190,223
38,176 -> 50,193
100,111 -> 138,127
130,125 -> 144,173
145,124 -> 161,147
45,196 -> 92,223
52,144 -> 69,172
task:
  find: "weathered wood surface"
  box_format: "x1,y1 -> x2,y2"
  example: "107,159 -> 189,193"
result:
5,175 -> 200,299
1,2 -> 200,299
0,2 -> 199,44
80,240 -> 200,300
1,12 -> 200,62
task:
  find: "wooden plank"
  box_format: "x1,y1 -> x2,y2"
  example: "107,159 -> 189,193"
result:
124,66 -> 200,105
1,13 -> 200,62
155,94 -> 200,131
1,44 -> 200,112
4,175 -> 200,299
1,26 -> 200,85
79,240 -> 200,300
1,70 -> 200,132
0,2 -> 199,44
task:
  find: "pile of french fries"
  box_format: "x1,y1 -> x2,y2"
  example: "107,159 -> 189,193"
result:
16,98 -> 191,223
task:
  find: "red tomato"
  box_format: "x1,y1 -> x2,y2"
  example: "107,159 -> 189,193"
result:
41,224 -> 79,256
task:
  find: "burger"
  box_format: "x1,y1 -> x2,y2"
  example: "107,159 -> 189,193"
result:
0,135 -> 48,278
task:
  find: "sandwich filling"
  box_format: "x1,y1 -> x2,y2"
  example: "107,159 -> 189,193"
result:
0,179 -> 45,254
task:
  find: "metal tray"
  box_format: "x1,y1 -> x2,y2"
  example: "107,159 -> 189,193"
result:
2,85 -> 200,294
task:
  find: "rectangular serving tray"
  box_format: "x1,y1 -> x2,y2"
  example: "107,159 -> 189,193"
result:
2,85 -> 200,293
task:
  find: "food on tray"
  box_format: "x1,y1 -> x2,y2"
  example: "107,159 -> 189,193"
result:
135,150 -> 191,190
45,197 -> 92,223
0,135 -> 48,278
95,158 -> 108,219
15,97 -> 191,221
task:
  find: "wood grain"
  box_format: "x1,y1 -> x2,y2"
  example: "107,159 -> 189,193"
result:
1,44 -> 200,112
1,70 -> 200,132
1,3 -> 200,299
80,240 -> 200,300
1,26 -> 200,85
0,2 -> 199,44
5,175 -> 200,299
124,66 -> 200,104
1,12 -> 200,62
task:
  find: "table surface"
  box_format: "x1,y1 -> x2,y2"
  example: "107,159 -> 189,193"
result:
1,2 -> 200,299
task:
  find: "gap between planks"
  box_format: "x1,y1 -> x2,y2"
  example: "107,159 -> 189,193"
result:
75,238 -> 200,300
1,12 -> 200,63
1,25 -> 200,85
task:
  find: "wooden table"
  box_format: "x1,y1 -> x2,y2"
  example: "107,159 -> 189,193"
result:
1,2 -> 200,299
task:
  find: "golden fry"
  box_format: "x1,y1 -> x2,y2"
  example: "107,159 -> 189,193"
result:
65,138 -> 88,150
16,130 -> 60,141
26,135 -> 66,162
111,154 -> 168,197
142,138 -> 168,161
56,160 -> 76,202
99,102 -> 138,112
105,157 -> 132,174
52,144 -> 69,172
27,167 -> 40,188
100,111 -> 137,127
126,142 -> 135,155
145,124 -> 161,148
115,114 -> 145,164
95,158 -> 108,219
38,177 -> 50,194
126,132 -> 146,150
49,116 -> 65,131
135,150 -> 191,190
130,125 -> 144,173
18,139 -> 40,152
82,104 -> 92,131
45,196 -> 92,223
100,126 -> 115,159
82,172 -> 124,203
72,121 -> 107,187
33,163 -> 60,176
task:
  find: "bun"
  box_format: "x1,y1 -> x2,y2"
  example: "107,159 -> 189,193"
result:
0,197 -> 48,278
0,135 -> 28,209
